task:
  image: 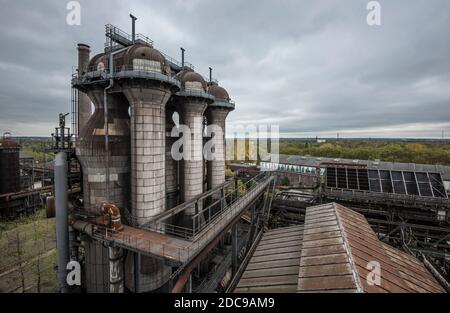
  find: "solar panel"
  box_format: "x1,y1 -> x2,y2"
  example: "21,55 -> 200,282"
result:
325,167 -> 447,199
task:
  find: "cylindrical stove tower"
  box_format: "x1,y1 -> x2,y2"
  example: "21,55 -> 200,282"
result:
74,53 -> 131,293
76,82 -> 131,212
205,83 -> 235,192
174,70 -> 214,228
119,43 -> 180,292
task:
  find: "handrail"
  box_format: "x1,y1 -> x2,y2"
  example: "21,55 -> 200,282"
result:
87,174 -> 274,264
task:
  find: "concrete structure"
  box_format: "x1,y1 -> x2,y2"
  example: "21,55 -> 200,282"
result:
206,82 -> 235,193
174,70 -> 213,226
72,21 -> 238,293
76,86 -> 131,213
165,104 -> 178,209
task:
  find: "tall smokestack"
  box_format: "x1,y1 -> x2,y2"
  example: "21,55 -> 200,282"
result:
77,43 -> 91,134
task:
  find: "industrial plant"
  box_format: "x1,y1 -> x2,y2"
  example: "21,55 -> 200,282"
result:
0,15 -> 449,295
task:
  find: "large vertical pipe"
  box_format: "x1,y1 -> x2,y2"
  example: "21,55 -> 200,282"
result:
206,108 -> 229,192
55,152 -> 69,293
123,87 -> 171,224
123,86 -> 172,292
179,101 -> 208,208
77,44 -> 91,134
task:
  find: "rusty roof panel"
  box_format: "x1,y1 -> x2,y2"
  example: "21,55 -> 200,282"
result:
297,203 -> 359,293
296,203 -> 446,293
235,225 -> 303,293
298,275 -> 356,292
300,253 -> 349,266
382,243 -> 445,293
299,263 -> 352,278
235,203 -> 445,293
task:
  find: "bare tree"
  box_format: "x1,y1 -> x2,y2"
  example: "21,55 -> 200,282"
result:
33,220 -> 42,293
13,231 -> 26,293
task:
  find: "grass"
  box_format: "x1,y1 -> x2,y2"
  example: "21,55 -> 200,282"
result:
0,209 -> 57,293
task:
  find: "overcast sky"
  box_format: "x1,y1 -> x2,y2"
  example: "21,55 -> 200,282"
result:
1,0 -> 450,138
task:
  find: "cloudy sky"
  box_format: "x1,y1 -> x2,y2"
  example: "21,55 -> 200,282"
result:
1,0 -> 450,138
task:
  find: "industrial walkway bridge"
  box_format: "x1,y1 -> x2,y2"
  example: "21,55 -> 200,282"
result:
74,173 -> 275,267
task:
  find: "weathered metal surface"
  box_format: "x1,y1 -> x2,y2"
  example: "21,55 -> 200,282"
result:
297,203 -> 446,293
234,225 -> 303,293
233,202 -> 446,293
297,203 -> 359,293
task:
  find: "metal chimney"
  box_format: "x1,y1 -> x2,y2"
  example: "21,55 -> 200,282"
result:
181,47 -> 185,68
130,14 -> 137,43
209,67 -> 212,83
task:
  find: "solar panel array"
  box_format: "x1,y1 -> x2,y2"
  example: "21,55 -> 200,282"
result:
326,167 -> 447,199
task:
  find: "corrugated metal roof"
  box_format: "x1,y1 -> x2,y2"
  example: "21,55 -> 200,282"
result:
235,225 -> 303,293
297,203 -> 360,292
297,203 -> 445,293
233,203 -> 446,293
262,154 -> 450,180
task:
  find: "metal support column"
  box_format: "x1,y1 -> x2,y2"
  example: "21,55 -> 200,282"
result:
232,224 -> 238,275
55,152 -> 69,293
109,247 -> 124,293
134,253 -> 141,293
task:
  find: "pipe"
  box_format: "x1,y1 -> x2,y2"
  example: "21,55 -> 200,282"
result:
421,253 -> 450,292
55,152 -> 69,293
109,246 -> 124,293
209,67 -> 212,83
71,220 -> 93,236
181,47 -> 185,68
130,14 -> 137,44
100,202 -> 124,231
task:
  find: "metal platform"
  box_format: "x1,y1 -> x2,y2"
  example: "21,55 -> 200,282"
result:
85,174 -> 274,265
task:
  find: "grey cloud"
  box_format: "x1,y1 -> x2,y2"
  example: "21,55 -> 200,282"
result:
0,0 -> 450,138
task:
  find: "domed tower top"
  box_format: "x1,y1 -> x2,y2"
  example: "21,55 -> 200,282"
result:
208,84 -> 230,101
122,44 -> 168,74
207,82 -> 235,111
177,69 -> 207,92
88,52 -> 109,71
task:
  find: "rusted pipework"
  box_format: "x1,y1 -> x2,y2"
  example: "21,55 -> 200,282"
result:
100,202 -> 124,231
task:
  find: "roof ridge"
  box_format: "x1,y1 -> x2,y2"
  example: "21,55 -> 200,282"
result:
334,203 -> 364,293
